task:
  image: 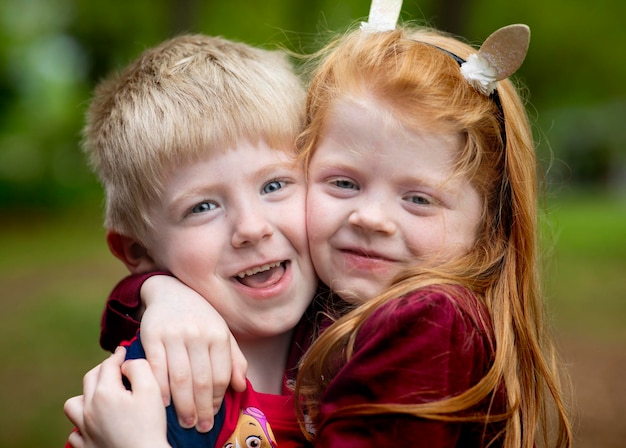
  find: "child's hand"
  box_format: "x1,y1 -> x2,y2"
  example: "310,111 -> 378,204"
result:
64,347 -> 170,448
139,275 -> 248,432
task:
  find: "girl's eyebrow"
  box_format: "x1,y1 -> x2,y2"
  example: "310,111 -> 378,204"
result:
310,159 -> 354,173
313,153 -> 450,187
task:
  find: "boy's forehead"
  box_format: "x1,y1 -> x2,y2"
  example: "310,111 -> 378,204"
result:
222,138 -> 298,155
212,141 -> 301,168
166,138 -> 304,182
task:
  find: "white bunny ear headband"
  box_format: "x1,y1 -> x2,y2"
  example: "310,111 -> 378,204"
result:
459,24 -> 530,95
360,0 -> 531,96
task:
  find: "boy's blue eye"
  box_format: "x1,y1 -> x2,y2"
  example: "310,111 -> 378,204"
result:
406,195 -> 431,205
262,180 -> 286,194
191,201 -> 217,214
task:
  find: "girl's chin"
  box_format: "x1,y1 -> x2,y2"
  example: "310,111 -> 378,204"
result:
327,280 -> 385,305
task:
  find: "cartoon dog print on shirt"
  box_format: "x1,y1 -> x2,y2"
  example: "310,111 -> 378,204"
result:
223,407 -> 277,448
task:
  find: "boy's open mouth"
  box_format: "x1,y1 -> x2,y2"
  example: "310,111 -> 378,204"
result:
234,261 -> 287,288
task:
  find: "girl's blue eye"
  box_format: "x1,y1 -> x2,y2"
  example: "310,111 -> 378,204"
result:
191,201 -> 217,214
333,179 -> 358,190
262,180 -> 286,194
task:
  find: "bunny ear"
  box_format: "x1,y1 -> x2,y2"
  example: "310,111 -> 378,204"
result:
460,24 -> 530,95
479,24 -> 530,81
360,0 -> 403,33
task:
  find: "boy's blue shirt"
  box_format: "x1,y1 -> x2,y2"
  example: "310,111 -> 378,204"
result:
124,332 -> 224,447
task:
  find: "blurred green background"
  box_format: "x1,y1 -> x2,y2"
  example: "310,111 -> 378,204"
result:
0,0 -> 624,447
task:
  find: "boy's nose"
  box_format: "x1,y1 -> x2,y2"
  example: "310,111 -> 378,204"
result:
231,211 -> 274,247
348,203 -> 397,235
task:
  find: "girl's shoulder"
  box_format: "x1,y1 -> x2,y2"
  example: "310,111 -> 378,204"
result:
347,285 -> 497,401
362,285 -> 494,348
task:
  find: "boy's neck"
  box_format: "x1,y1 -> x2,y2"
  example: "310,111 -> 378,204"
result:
238,330 -> 294,395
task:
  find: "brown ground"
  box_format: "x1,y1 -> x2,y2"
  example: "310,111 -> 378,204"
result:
558,333 -> 626,448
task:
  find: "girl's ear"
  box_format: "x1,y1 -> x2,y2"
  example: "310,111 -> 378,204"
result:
106,230 -> 158,274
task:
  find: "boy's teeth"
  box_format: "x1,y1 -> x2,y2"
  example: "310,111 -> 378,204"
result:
237,261 -> 282,278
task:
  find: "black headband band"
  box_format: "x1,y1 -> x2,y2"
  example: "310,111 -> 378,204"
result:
431,45 -> 505,122
428,44 -> 507,148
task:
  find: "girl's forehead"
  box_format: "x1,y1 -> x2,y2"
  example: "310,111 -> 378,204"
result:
325,95 -> 458,151
317,98 -> 463,173
327,93 -> 456,136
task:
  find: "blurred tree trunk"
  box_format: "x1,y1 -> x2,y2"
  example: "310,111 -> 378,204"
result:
431,0 -> 470,36
170,0 -> 200,34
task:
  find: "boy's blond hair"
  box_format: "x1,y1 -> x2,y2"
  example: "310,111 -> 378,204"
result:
83,34 -> 305,243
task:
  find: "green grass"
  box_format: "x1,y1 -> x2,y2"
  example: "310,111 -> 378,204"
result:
0,206 -> 126,448
542,192 -> 626,340
0,193 -> 624,447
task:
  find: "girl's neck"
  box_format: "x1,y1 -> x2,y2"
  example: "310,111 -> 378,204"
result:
237,330 -> 293,395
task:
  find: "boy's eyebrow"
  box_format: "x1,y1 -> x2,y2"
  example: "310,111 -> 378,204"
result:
253,159 -> 301,179
167,158 -> 301,209
165,187 -> 215,218
170,187 -> 215,204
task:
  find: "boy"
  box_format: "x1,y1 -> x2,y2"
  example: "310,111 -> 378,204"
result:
64,34 -> 318,447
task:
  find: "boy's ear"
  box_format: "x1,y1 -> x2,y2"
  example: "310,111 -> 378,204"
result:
106,230 -> 158,274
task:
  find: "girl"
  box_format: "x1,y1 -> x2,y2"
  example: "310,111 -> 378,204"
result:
67,14 -> 572,448
293,23 -> 571,447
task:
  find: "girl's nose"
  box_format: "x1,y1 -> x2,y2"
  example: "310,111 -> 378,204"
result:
348,204 -> 397,235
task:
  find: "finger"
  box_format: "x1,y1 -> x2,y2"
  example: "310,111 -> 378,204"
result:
93,347 -> 127,393
143,339 -> 171,406
186,341 -> 215,432
121,358 -> 162,398
207,342 -> 234,412
67,428 -> 84,448
64,395 -> 85,430
81,362 -> 103,403
164,340 -> 196,429
100,346 -> 126,375
229,334 -> 248,393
